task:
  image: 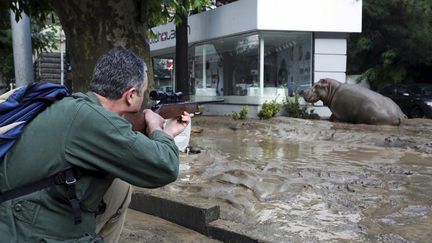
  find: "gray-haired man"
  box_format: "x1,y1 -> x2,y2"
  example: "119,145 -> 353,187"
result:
0,47 -> 191,242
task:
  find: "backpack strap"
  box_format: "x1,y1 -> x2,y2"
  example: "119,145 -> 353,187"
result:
0,168 -> 82,224
64,169 -> 82,224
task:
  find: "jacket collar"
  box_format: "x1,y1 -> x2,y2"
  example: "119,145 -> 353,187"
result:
72,92 -> 102,107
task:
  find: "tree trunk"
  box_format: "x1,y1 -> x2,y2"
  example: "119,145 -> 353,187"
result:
175,13 -> 189,97
48,0 -> 153,94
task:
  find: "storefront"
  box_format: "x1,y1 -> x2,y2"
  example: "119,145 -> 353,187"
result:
150,0 -> 362,114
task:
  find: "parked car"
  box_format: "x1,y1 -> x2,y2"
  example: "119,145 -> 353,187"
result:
379,83 -> 432,118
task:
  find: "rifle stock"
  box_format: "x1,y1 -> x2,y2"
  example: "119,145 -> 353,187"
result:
124,90 -> 224,133
123,102 -> 201,132
123,112 -> 146,132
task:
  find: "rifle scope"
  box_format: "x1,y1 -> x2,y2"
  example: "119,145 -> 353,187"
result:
150,90 -> 183,103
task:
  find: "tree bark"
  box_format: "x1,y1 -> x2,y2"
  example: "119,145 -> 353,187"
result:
175,12 -> 189,97
47,0 -> 153,94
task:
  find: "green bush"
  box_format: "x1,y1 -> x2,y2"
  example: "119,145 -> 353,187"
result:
258,100 -> 280,119
283,93 -> 320,119
231,105 -> 248,120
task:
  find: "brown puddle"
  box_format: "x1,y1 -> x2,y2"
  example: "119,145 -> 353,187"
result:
156,117 -> 432,242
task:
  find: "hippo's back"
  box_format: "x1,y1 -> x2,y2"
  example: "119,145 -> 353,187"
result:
333,84 -> 406,125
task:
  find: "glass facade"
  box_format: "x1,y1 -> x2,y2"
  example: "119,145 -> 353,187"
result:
189,33 -> 259,97
263,32 -> 312,96
152,31 -> 313,103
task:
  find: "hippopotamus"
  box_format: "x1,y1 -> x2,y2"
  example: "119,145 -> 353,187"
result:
301,78 -> 406,125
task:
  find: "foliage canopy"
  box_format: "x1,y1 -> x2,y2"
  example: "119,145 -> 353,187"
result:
348,0 -> 432,89
1,0 -> 212,91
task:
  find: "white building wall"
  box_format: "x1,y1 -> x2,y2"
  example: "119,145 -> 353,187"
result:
257,0 -> 362,33
150,0 -> 362,55
313,33 -> 348,83
311,33 -> 350,118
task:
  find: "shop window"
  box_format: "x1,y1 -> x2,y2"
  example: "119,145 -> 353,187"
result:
263,32 -> 312,96
189,34 -> 259,96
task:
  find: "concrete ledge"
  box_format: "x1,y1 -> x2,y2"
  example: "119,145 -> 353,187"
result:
208,220 -> 260,243
129,191 -> 263,242
129,191 -> 220,234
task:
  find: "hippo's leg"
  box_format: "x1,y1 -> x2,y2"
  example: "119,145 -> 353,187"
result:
329,114 -> 341,122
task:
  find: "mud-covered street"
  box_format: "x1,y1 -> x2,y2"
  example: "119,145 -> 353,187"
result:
130,116 -> 432,242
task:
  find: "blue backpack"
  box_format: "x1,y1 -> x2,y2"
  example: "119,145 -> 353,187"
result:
0,82 -> 70,158
0,82 -> 86,224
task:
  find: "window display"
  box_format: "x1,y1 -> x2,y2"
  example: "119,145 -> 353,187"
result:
263,32 -> 312,96
189,34 -> 259,96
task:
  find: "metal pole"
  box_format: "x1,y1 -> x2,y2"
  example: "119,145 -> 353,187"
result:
259,36 -> 264,97
202,45 -> 206,88
10,9 -> 34,86
60,37 -> 64,85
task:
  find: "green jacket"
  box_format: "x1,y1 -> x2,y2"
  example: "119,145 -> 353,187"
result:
0,92 -> 179,242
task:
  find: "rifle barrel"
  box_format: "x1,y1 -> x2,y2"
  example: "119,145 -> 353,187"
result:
124,98 -> 224,132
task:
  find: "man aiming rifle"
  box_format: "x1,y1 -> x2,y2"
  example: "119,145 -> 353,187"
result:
0,47 -> 192,242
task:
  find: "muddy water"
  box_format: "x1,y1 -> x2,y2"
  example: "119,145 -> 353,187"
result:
155,117 -> 432,242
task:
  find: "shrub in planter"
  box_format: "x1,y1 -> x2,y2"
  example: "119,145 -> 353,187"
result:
283,93 -> 320,119
232,105 -> 248,120
258,100 -> 280,119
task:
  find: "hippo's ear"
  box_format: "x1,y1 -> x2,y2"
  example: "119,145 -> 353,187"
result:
317,79 -> 330,87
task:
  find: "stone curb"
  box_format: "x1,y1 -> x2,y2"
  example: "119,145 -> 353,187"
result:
129,191 -> 261,243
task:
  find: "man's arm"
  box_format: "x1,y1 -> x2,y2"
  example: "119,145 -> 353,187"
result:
65,105 -> 181,188
123,103 -> 198,133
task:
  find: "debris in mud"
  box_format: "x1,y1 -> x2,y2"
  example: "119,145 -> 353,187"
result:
184,145 -> 201,154
191,127 -> 204,133
228,121 -> 254,130
413,142 -> 432,154
384,135 -> 417,148
377,233 -> 410,243
384,135 -> 432,154
345,184 -> 355,193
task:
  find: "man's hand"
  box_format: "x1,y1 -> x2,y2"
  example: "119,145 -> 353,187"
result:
126,110 -> 192,138
163,111 -> 192,138
143,109 -> 165,135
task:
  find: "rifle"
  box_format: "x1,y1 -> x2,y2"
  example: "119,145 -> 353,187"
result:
123,90 -> 223,133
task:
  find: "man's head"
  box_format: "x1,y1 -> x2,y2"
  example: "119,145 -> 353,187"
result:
90,47 -> 148,113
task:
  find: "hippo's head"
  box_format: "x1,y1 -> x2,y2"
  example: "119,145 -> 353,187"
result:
301,78 -> 341,103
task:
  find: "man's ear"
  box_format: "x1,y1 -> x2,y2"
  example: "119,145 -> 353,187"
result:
124,87 -> 137,106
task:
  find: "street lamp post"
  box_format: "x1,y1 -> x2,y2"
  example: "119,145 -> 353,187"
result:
10,9 -> 34,87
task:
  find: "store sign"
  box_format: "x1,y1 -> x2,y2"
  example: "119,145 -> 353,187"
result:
149,26 -> 191,45
149,29 -> 176,44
